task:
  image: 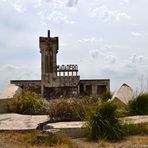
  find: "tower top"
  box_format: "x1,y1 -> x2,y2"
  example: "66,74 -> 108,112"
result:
48,30 -> 50,38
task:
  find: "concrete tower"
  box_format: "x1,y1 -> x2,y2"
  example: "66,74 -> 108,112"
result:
39,30 -> 59,96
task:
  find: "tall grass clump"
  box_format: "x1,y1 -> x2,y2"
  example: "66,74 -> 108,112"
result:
128,93 -> 148,115
80,96 -> 101,118
123,123 -> 148,136
49,98 -> 85,121
8,91 -> 49,115
86,101 -> 124,141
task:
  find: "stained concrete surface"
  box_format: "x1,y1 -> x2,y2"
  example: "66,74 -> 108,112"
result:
0,84 -> 22,99
0,114 -> 148,137
124,115 -> 148,124
111,83 -> 133,106
0,113 -> 49,130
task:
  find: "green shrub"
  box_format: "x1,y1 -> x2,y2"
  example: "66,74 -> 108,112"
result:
128,93 -> 148,115
79,96 -> 101,118
80,95 -> 101,106
8,91 -> 49,115
49,98 -> 85,121
101,91 -> 113,101
86,101 -> 124,141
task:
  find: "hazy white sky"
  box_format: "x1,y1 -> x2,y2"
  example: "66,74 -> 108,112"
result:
0,0 -> 148,92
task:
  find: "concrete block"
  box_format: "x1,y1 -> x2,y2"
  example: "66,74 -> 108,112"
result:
0,84 -> 22,113
0,84 -> 22,99
111,83 -> 133,107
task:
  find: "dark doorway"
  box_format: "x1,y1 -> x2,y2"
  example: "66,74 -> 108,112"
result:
86,85 -> 92,96
80,84 -> 84,95
97,85 -> 106,95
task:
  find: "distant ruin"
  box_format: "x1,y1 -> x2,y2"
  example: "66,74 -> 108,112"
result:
11,31 -> 110,98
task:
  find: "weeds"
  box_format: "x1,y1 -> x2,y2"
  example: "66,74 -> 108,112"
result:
86,101 -> 124,141
0,131 -> 76,148
8,91 -> 49,115
128,93 -> 148,115
123,123 -> 148,136
49,98 -> 85,121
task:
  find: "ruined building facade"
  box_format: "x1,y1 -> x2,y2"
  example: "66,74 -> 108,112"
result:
11,31 -> 110,98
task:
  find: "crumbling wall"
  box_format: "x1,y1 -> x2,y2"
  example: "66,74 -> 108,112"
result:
42,76 -> 80,87
79,79 -> 110,96
43,86 -> 78,99
11,80 -> 41,94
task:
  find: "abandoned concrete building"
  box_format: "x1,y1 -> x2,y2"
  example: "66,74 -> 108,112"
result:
11,31 -> 110,98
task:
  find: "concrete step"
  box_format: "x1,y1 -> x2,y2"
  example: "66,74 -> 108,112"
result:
43,121 -> 85,138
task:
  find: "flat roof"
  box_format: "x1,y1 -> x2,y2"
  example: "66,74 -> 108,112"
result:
80,79 -> 110,81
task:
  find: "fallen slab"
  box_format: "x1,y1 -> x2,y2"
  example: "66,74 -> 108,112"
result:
123,115 -> 148,124
0,113 -> 148,138
43,121 -> 85,138
111,83 -> 133,107
0,113 -> 49,130
0,84 -> 22,99
0,84 -> 22,113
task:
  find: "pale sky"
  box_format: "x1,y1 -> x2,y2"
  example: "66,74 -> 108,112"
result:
0,0 -> 148,92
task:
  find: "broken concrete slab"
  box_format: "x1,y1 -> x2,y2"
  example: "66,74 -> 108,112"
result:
0,84 -> 22,99
111,83 -> 133,107
43,122 -> 85,138
0,113 -> 49,130
123,115 -> 148,124
0,84 -> 22,113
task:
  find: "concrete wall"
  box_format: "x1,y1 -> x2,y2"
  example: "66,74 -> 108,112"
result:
43,76 -> 80,87
11,80 -> 41,94
79,79 -> 110,96
43,86 -> 78,99
10,79 -> 110,98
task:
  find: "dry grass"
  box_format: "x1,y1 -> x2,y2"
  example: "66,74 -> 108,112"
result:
0,131 -> 148,148
73,136 -> 148,148
0,131 -> 76,148
129,135 -> 148,145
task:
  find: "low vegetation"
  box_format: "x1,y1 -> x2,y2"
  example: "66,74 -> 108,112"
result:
0,131 -> 76,148
48,95 -> 104,121
0,130 -> 148,148
86,101 -> 124,141
8,91 -> 49,115
123,123 -> 148,136
128,93 -> 148,115
6,90 -> 148,144
101,91 -> 113,101
85,99 -> 148,141
49,98 -> 85,121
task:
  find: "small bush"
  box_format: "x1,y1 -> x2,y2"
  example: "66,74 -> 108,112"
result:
8,91 -> 49,115
49,98 -> 85,121
86,101 -> 124,141
80,96 -> 101,118
80,95 -> 101,106
101,91 -> 113,101
128,93 -> 148,115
